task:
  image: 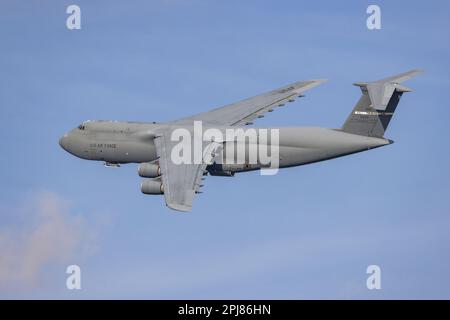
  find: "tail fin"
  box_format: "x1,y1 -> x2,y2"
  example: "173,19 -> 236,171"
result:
342,70 -> 423,138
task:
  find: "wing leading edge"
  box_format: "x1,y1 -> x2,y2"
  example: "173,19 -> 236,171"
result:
179,79 -> 327,127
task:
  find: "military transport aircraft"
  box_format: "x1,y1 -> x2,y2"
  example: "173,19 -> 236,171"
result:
59,70 -> 422,212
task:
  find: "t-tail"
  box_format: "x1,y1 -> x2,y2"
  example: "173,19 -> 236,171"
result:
341,69 -> 423,138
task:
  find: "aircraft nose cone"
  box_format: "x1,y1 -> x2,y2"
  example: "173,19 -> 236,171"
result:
59,134 -> 69,151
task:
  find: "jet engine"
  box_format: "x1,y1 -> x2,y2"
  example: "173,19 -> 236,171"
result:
141,179 -> 164,195
138,163 -> 160,178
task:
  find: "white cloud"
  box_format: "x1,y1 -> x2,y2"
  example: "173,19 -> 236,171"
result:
0,191 -> 100,291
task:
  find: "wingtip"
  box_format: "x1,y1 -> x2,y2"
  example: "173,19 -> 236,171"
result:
404,69 -> 425,77
409,68 -> 425,74
291,78 -> 327,94
167,203 -> 192,212
302,79 -> 328,89
310,79 -> 328,84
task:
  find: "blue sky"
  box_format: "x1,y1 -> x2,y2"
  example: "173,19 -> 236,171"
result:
0,0 -> 449,299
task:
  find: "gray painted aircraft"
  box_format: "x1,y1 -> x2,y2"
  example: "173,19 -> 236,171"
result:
59,70 -> 422,212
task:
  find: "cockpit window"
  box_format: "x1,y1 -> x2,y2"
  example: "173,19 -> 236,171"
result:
78,125 -> 85,130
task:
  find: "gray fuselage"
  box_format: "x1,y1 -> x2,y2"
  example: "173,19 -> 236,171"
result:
59,120 -> 391,174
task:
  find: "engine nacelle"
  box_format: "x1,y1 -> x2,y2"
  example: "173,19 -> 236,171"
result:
138,163 -> 160,178
141,179 -> 164,195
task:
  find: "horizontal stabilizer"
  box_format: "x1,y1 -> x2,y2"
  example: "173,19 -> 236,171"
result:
342,69 -> 423,137
353,69 -> 423,111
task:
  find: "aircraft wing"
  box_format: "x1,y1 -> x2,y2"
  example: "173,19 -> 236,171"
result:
155,79 -> 325,212
153,128 -> 220,212
180,79 -> 326,126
